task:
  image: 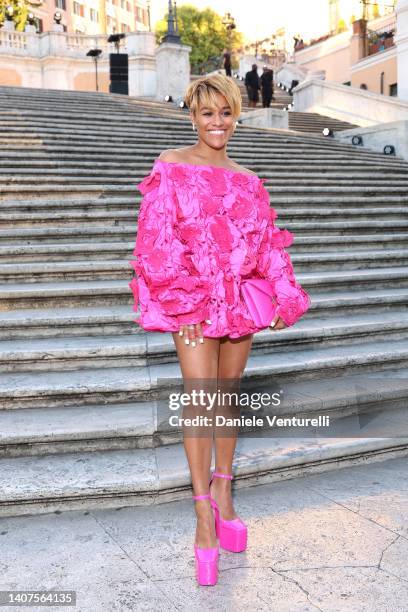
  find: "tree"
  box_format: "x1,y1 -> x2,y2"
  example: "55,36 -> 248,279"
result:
0,0 -> 42,31
336,18 -> 347,33
155,4 -> 243,73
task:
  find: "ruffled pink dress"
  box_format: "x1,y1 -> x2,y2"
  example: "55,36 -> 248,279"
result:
128,159 -> 311,338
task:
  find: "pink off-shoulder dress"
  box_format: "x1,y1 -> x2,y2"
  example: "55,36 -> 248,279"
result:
128,159 -> 311,339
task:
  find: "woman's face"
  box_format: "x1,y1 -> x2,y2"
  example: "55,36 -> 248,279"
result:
191,92 -> 236,150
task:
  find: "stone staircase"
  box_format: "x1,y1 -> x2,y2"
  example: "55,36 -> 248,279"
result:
235,78 -> 358,132
1,84 -> 408,518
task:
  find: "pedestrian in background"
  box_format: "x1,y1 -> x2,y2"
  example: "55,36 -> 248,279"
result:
260,66 -> 274,107
244,64 -> 260,108
223,50 -> 232,77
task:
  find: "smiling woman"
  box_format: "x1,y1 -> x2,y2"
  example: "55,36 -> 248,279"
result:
128,73 -> 311,587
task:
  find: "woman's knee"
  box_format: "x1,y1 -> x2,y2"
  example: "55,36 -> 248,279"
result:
172,332 -> 219,380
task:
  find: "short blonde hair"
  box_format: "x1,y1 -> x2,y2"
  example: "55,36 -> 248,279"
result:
184,74 -> 242,119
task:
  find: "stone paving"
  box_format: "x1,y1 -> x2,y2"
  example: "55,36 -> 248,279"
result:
0,455 -> 407,611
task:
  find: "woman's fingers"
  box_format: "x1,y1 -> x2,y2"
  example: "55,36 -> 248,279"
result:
195,322 -> 204,345
187,324 -> 197,346
269,315 -> 287,331
178,320 -> 211,347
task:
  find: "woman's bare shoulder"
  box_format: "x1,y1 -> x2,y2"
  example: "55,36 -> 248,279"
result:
158,149 -> 188,163
229,162 -> 257,176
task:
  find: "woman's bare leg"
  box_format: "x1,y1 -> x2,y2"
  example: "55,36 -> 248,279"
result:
172,332 -> 220,548
211,333 -> 254,520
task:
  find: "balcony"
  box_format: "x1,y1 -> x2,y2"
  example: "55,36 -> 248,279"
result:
367,19 -> 396,56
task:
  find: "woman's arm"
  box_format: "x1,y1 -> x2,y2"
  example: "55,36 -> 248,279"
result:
128,160 -> 211,334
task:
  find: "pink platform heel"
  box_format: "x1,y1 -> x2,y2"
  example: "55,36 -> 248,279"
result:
209,472 -> 247,553
192,493 -> 219,586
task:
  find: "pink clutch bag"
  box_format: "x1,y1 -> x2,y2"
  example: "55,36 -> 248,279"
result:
240,278 -> 277,328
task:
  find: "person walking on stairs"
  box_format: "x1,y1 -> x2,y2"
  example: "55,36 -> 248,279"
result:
244,64 -> 260,108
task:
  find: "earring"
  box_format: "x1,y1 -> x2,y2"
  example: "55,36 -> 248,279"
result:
192,124 -> 196,131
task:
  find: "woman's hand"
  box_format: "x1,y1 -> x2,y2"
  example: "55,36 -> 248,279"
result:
268,314 -> 287,331
178,320 -> 212,347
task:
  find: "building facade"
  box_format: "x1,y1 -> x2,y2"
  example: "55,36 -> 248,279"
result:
293,4 -> 398,96
31,0 -> 149,35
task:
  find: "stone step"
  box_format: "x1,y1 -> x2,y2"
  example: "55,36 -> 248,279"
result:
0,205 -> 406,231
1,226 -> 405,249
2,193 -> 408,213
289,118 -> 358,128
0,369 -> 407,459
0,110 -> 352,130
1,287 -> 407,339
0,137 -> 407,160
1,181 -> 407,200
0,279 -> 128,310
0,136 -> 405,165
2,158 -> 408,178
1,250 -> 408,283
1,266 -> 407,311
2,233 -> 408,262
1,401 -> 407,517
1,194 -> 408,219
0,119 -> 399,135
2,311 -> 408,374
0,140 -> 394,162
1,135 -> 400,157
287,220 -> 408,235
0,125 -> 386,149
0,128 -> 370,147
2,336 -> 408,410
2,167 -> 408,188
1,206 -> 407,232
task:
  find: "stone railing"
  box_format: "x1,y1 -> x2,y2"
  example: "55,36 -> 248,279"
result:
0,29 -> 129,58
0,29 -> 157,97
0,30 -> 34,54
293,78 -> 408,126
275,62 -> 325,90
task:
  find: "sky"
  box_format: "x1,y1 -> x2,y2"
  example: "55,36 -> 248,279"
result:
150,0 -> 331,43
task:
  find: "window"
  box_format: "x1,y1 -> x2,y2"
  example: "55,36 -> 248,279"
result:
126,1 -> 131,12
90,8 -> 99,22
360,83 -> 368,90
121,0 -> 125,7
343,81 -> 351,86
55,0 -> 66,9
107,15 -> 117,33
73,1 -> 84,17
380,72 -> 384,95
34,17 -> 43,33
389,83 -> 398,97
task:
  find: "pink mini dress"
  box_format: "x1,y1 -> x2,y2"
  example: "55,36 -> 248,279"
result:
128,159 -> 311,339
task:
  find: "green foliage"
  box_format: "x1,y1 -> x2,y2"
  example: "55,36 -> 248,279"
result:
336,18 -> 347,33
0,0 -> 41,32
155,4 -> 243,73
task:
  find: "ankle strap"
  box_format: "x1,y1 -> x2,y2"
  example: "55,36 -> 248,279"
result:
211,472 -> 233,480
192,493 -> 210,500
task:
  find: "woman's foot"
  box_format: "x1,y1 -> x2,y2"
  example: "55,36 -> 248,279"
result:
209,474 -> 238,520
194,500 -> 218,548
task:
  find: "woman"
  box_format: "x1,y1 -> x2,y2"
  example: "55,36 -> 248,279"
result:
128,74 -> 311,586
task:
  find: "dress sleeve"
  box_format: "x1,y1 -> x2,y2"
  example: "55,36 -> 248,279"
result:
255,183 -> 311,328
128,162 -> 211,330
